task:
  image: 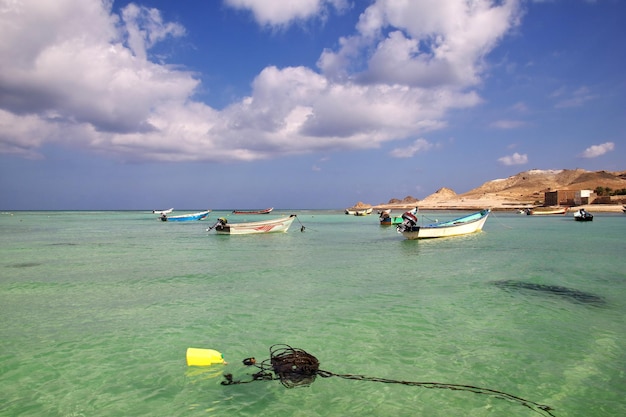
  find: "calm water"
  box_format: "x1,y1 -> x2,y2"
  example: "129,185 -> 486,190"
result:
1,210 -> 625,417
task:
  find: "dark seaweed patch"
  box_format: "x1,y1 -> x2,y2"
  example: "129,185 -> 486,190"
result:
492,279 -> 606,306
7,262 -> 43,268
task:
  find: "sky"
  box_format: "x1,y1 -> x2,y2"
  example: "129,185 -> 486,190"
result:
0,0 -> 624,210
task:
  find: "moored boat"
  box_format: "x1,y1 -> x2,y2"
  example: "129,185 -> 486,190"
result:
160,210 -> 210,222
232,207 -> 273,215
397,209 -> 490,239
573,208 -> 593,221
526,206 -> 567,215
345,202 -> 372,215
153,208 -> 173,215
380,208 -> 414,226
207,215 -> 297,235
354,207 -> 373,216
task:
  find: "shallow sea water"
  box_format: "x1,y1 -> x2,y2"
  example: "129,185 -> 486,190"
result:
1,210 -> 625,416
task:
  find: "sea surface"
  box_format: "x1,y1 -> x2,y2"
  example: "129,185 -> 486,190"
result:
1,210 -> 625,417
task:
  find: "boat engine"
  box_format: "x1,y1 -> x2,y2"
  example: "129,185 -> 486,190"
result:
207,217 -> 228,231
397,211 -> 417,232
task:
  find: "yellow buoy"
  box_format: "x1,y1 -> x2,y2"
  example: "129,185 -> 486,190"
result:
186,348 -> 226,366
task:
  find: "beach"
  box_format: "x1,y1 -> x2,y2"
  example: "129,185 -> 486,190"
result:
373,199 -> 625,213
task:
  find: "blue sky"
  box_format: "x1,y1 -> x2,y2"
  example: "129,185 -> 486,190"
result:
0,0 -> 623,210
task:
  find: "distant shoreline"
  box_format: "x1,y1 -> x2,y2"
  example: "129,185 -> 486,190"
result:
372,201 -> 625,213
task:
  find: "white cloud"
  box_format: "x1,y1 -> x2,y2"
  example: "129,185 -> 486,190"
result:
0,0 -> 522,163
321,0 -> 523,87
552,86 -> 597,108
224,0 -> 348,26
580,142 -> 614,158
121,3 -> 185,60
498,152 -> 528,165
390,138 -> 434,158
490,120 -> 527,129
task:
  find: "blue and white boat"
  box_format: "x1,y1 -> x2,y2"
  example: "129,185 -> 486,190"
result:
397,209 -> 490,239
160,210 -> 210,222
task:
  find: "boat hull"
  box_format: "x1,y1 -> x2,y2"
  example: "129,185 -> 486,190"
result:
162,210 -> 210,222
232,208 -> 273,215
400,209 -> 490,240
346,207 -> 372,215
215,215 -> 296,235
380,216 -> 403,226
574,216 -> 593,222
527,207 -> 567,215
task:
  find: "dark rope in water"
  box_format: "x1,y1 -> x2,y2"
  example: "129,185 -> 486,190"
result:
221,344 -> 556,417
293,215 -> 308,232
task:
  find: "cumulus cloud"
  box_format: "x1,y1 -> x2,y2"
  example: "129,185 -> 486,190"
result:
580,142 -> 614,158
319,0 -> 522,87
0,0 -> 523,162
121,3 -> 185,60
224,0 -> 348,26
390,138 -> 435,158
498,152 -> 528,165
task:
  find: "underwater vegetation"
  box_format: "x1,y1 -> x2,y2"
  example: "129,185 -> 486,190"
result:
491,280 -> 606,306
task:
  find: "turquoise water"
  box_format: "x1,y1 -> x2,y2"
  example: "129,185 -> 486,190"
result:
1,210 -> 625,417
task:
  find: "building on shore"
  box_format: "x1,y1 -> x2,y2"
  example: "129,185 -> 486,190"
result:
544,190 -> 595,206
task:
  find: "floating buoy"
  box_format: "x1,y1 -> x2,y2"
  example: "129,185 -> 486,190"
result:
186,348 -> 226,366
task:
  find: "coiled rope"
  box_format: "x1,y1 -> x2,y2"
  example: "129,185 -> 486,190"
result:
221,344 -> 556,417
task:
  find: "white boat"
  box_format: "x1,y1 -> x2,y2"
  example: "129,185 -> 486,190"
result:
526,207 -> 567,215
207,215 -> 297,235
573,209 -> 593,221
160,210 -> 210,222
353,207 -> 373,216
345,204 -> 373,215
153,208 -> 173,215
397,209 -> 491,239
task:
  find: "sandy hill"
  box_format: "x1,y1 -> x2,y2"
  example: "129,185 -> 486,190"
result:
460,169 -> 626,201
420,187 -> 457,202
372,169 -> 626,210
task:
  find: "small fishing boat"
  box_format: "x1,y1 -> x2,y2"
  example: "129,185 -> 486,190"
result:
153,208 -> 173,215
397,209 -> 490,240
345,202 -> 372,215
207,215 -> 297,235
573,209 -> 593,222
232,207 -> 273,215
354,207 -> 373,216
379,208 -> 413,226
160,210 -> 211,222
526,207 -> 567,215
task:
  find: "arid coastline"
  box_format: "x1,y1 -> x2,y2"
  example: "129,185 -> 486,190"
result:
360,168 -> 626,213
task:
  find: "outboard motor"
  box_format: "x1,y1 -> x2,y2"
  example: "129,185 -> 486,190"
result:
207,217 -> 228,231
397,210 -> 418,232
